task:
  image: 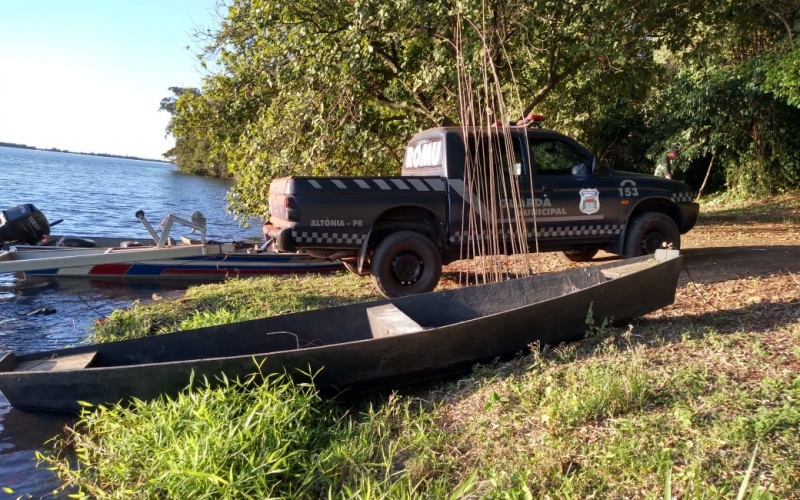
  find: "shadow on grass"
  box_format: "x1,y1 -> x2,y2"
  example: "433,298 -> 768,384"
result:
394,291 -> 800,407
680,245 -> 800,284
441,244 -> 798,289
633,296 -> 799,341
696,200 -> 799,224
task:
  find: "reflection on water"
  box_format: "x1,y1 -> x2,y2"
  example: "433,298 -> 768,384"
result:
0,274 -> 190,496
0,273 -> 187,354
0,398 -> 75,497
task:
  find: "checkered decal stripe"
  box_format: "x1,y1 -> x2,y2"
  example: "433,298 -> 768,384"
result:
306,178 -> 446,192
449,224 -> 622,242
538,224 -> 622,238
293,231 -> 365,245
672,192 -> 694,203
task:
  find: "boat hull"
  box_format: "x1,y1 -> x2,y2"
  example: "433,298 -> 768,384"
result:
1,208 -> 344,279
1,243 -> 343,280
0,251 -> 682,412
23,253 -> 344,279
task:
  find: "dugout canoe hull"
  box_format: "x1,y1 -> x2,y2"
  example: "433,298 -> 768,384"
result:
0,250 -> 682,413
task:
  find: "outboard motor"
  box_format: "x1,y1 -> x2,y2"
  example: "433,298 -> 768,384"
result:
0,204 -> 51,246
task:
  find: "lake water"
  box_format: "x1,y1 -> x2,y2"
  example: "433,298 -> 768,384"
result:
0,146 -> 263,496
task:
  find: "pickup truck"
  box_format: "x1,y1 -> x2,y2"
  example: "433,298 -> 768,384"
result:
266,117 -> 699,297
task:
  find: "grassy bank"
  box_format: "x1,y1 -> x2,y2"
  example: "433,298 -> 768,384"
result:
91,272 -> 382,343
39,195 -> 800,498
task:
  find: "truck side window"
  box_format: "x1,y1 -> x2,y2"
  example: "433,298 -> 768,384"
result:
530,139 -> 590,175
505,144 -> 524,175
467,135 -> 525,176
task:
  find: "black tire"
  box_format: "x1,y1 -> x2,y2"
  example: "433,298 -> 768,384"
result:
560,246 -> 600,262
623,212 -> 680,258
370,231 -> 442,298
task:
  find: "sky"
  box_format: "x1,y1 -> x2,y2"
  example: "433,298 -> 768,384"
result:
0,1 -> 223,160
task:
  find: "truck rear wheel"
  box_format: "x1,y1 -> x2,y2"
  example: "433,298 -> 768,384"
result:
623,212 -> 680,258
370,231 -> 442,298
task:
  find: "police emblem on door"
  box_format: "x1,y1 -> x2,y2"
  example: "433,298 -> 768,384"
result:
579,188 -> 600,215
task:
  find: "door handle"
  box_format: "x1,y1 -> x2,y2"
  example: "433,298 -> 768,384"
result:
542,184 -> 555,192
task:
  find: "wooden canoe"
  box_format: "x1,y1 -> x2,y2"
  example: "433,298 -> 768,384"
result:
0,250 -> 682,412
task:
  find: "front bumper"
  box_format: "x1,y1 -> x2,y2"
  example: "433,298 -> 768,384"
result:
679,202 -> 700,233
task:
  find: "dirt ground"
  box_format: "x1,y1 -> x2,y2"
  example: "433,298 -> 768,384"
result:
648,196 -> 799,348
676,197 -> 799,284
441,194 -> 800,330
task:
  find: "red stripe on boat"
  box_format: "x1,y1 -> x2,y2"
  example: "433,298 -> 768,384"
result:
88,264 -> 134,275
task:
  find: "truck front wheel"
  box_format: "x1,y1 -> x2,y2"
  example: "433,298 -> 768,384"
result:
370,231 -> 442,298
623,212 -> 680,258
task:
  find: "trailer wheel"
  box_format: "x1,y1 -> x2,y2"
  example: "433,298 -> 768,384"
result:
623,212 -> 680,258
560,246 -> 600,262
370,231 -> 442,298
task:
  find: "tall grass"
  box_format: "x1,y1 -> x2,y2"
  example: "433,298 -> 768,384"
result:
40,321 -> 800,497
41,371 -> 469,499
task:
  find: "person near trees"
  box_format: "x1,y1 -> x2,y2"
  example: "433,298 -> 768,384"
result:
654,149 -> 678,179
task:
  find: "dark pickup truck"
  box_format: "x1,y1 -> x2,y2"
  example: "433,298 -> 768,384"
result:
266,118 -> 699,297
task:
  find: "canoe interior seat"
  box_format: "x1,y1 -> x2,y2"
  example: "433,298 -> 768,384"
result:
15,351 -> 98,372
367,304 -> 424,338
601,259 -> 657,279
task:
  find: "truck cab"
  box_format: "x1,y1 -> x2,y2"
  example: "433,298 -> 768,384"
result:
402,122 -> 697,263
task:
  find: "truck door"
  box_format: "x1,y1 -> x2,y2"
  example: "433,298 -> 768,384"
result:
455,132 -> 532,254
526,137 -> 619,244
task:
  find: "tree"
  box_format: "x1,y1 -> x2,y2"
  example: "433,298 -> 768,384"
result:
764,43 -> 800,107
643,0 -> 800,197
159,87 -> 227,177
168,0 -> 800,220
170,0 -> 703,220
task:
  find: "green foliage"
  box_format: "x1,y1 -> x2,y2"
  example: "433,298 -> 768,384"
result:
164,0 -> 718,221
763,41 -> 800,107
40,372 -> 468,499
638,1 -> 800,196
159,87 -> 228,177
161,0 -> 800,217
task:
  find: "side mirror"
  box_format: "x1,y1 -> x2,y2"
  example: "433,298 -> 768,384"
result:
571,163 -> 589,175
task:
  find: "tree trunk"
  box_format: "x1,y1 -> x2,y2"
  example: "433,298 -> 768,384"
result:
697,149 -> 716,200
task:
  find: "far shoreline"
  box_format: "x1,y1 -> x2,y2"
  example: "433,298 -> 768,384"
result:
0,141 -> 169,164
